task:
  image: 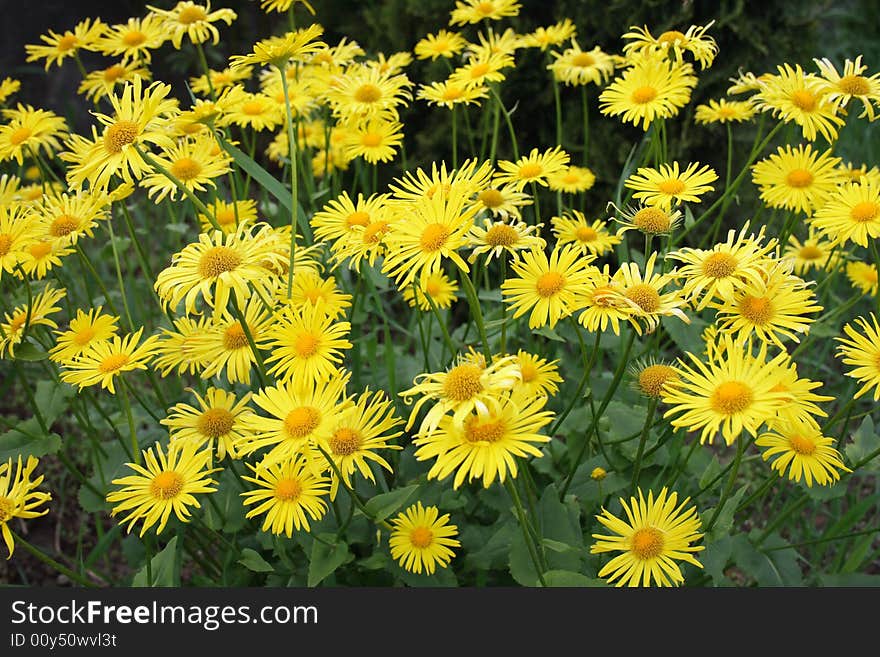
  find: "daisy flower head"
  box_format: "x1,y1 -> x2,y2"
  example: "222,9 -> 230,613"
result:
417,80 -> 489,109
151,316 -> 211,377
466,27 -> 522,59
575,264 -> 633,336
342,117 -> 404,164
325,65 -> 412,124
765,358 -> 833,430
448,50 -> 514,89
501,244 -> 596,329
190,65 -> 253,97
838,161 -> 880,186
0,205 -> 40,278
629,358 -> 681,399
281,270 -> 352,319
0,78 -> 21,105
162,387 -> 254,461
389,502 -> 460,575
229,24 -> 325,69
0,105 -> 68,166
0,284 -> 66,359
91,15 -> 166,65
727,70 -> 772,96
612,203 -> 682,237
390,158 -> 494,204
221,89 -> 284,132
413,391 -> 553,489
836,313 -> 880,401
493,146 -> 570,191
622,21 -> 718,70
551,212 -> 621,257
613,252 -> 690,334
106,441 -> 219,537
467,217 -> 545,264
198,198 -> 257,234
546,165 -> 597,194
625,161 -> 718,211
694,98 -> 756,124
520,19 -> 577,51
59,328 -> 160,395
846,261 -> 878,296
49,306 -> 119,364
591,487 -> 704,587
751,143 -> 843,215
753,63 -> 845,143
311,190 -> 391,253
469,183 -> 532,220
512,350 -> 563,399
449,0 -> 521,26
599,52 -> 698,131
783,229 -> 838,275
146,1 -> 237,49
756,415 -> 850,487
415,30 -> 467,61
241,456 -> 330,537
814,55 -> 880,121
0,456 -> 51,559
16,237 -> 74,281
259,0 -> 316,14
140,134 -> 232,203
24,18 -> 105,70
811,180 -> 880,248
548,42 -> 616,87
78,61 -> 153,104
402,271 -> 459,311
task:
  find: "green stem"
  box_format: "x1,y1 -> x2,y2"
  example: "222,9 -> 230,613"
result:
504,479 -> 547,587
631,397 -> 658,490
229,291 -> 269,388
119,380 -> 139,465
12,533 -> 98,587
870,239 -> 880,312
489,84 -> 519,160
452,106 -> 458,169
458,267 -> 491,362
195,42 -> 216,101
105,215 -> 135,331
547,327 -> 601,437
279,63 -> 300,298
704,435 -> 746,533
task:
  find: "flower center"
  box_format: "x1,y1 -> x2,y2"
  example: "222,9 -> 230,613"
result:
536,271 -> 566,297
197,407 -> 235,438
171,157 -> 202,181
575,226 -> 598,242
484,223 -> 519,247
410,526 -> 433,548
294,331 -> 320,357
519,361 -> 537,383
103,65 -> 126,82
9,127 -> 31,146
838,74 -> 870,96
518,162 -> 543,179
850,201 -> 879,223
346,210 -> 371,228
49,215 -> 79,237
98,353 -> 129,373
788,433 -> 817,456
631,86 -> 657,104
710,380 -> 754,415
469,62 -> 490,78
28,241 -> 52,259
150,471 -> 184,500
242,100 -> 265,115
197,245 -> 242,278
425,278 -> 442,296
363,220 -> 388,244
275,478 -> 302,501
354,84 -> 382,103
103,120 -> 139,154
284,406 -> 320,439
701,252 -> 738,279
122,30 -> 147,47
178,5 -> 207,24
625,283 -> 661,312
630,527 -> 665,559
361,132 -> 382,148
463,416 -> 506,443
799,245 -> 823,260
658,30 -> 687,44
572,52 -> 595,67
216,208 -> 236,226
72,327 -> 96,346
633,207 -> 671,234
329,427 -> 362,455
57,34 -> 78,51
738,295 -> 773,325
222,322 -> 249,350
0,497 -> 13,523
9,312 -> 27,333
0,234 -> 10,256
791,89 -> 817,112
443,363 -> 484,402
638,364 -> 678,398
785,168 -> 814,188
657,179 -> 685,195
442,85 -> 464,101
420,222 -> 450,252
478,189 -> 505,208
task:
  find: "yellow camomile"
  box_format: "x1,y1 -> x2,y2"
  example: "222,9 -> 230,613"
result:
468,183 -> 532,220
162,387 -> 254,461
765,359 -> 833,431
0,103 -> 68,166
756,415 -> 850,487
613,252 -> 690,334
24,18 -> 105,70
467,27 -> 521,59
0,456 -> 51,559
34,190 -> 112,245
259,0 -> 316,14
325,65 -> 412,123
846,261 -> 878,295
551,212 -> 621,257
520,19 -> 577,51
59,328 -> 161,395
783,229 -> 838,275
49,306 -> 119,364
612,203 -> 682,237
16,237 -> 74,280
838,161 -> 880,186
814,55 -> 880,121
389,501 -> 460,575
367,51 -> 413,77
311,190 -> 391,254
493,146 -> 570,191
694,98 -> 756,124
576,265 -> 634,336
389,158 -> 493,203
512,350 -> 563,399
449,0 -> 521,25
449,50 -> 514,89
0,78 -> 21,105
630,359 -> 681,399
0,284 -> 66,359
546,165 -> 596,194
220,88 -> 284,132
92,15 -> 166,64
811,181 -> 880,248
414,30 -> 467,60
281,269 -> 352,319
625,162 -> 718,210
152,316 -> 211,377
342,118 -> 404,164
751,143 -> 843,214
229,24 -> 325,68
547,41 -> 616,87
467,217 -> 545,264
190,65 -> 253,96
147,1 -> 237,49
140,134 -> 232,202
835,313 -> 880,401
622,22 -> 718,70
417,80 -> 489,109
198,198 -> 257,234
78,61 -> 153,104
0,205 -> 40,278
401,271 -> 459,311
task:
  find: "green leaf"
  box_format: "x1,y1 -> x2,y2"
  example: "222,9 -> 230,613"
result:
12,342 -> 48,361
701,534 -> 734,587
464,520 -> 516,571
132,537 -> 179,587
539,484 -> 583,572
699,456 -> 722,489
307,537 -> 351,587
541,539 -> 580,554
78,441 -> 131,513
202,468 -> 247,532
0,418 -> 61,462
845,416 -> 879,469
734,532 -> 803,586
362,484 -> 420,523
533,325 -> 565,342
34,380 -> 75,426
702,484 -> 749,541
819,573 -> 880,586
238,548 -> 275,573
543,570 -> 605,587
508,533 -> 539,587
662,314 -> 708,355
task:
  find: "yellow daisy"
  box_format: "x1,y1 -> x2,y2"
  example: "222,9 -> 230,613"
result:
612,203 -> 682,237
0,104 -> 68,165
78,61 -> 153,104
230,25 -> 325,69
198,198 -> 257,234
551,212 -> 621,257
756,416 -> 850,487
342,118 -> 404,164
575,265 -> 633,336
402,271 -> 459,311
449,0 -> 521,25
625,161 -> 718,210
140,134 -> 232,202
520,19 -> 577,51
630,359 -> 681,399
814,55 -> 880,121
546,165 -> 597,194
389,501 -> 460,575
91,15 -> 167,64
147,1 -> 237,49
281,270 -> 352,319
846,261 -> 878,296
547,41 -> 616,87
836,313 -> 880,401
152,316 -> 211,377
694,98 -> 756,124
0,456 -> 51,559
493,146 -> 570,191
512,350 -> 563,399
24,18 -> 105,70
0,78 -> 20,105
221,89 -> 284,132
467,217 -> 545,264
417,80 -> 489,109
448,50 -> 514,88
59,328 -> 161,395
0,205 -> 39,278
783,229 -> 838,275
49,306 -> 119,364
623,22 -> 718,70
325,65 -> 412,123
390,158 -> 494,203
811,181 -> 880,248
34,190 -> 111,245
751,143 -> 843,214
162,387 -> 254,461
468,183 -> 532,220
613,252 -> 690,333
0,284 -> 66,359
415,30 -> 467,60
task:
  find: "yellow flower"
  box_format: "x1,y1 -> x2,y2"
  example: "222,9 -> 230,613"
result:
402,271 -> 459,311
140,134 -> 232,202
389,502 -> 460,575
281,270 -> 352,319
449,0 -> 521,25
259,0 -> 316,14
448,50 -> 514,88
0,456 -> 51,559
221,88 -> 284,132
838,161 -> 880,186
0,78 -> 21,105
0,284 -> 66,359
241,456 -> 329,537
311,190 -> 390,253
814,55 -> 880,121
766,358 -> 832,430
415,30 -> 467,60
467,217 -> 545,264
575,265 -> 633,335
342,118 -> 403,164
417,80 -> 488,109
625,161 -> 718,210
198,198 -> 257,234
751,143 -> 843,214
190,65 -> 253,96
468,183 -> 532,220
0,205 -> 39,278
162,387 -> 255,461
49,307 -> 119,364
622,22 -> 718,70
78,61 -> 153,104
546,165 -> 597,194
390,158 -> 493,203
783,229 -> 838,275
591,487 -> 704,587
836,313 -> 880,401
0,104 -> 68,165
811,180 -> 880,248
16,237 -> 74,280
630,359 -> 680,399
520,19 -> 576,51
512,350 -> 563,399
147,1 -> 237,49
24,18 -> 106,70
325,65 -> 412,124
152,316 -> 211,377
107,441 -> 219,537
548,41 -> 615,87
613,252 -> 690,333
92,15 -> 167,64
551,212 -> 621,257
846,261 -> 878,296
229,24 -> 325,68
695,98 -> 756,124
493,146 -> 570,191
756,416 -> 850,487
59,328 -> 161,395
612,203 -> 682,237
34,190 -> 111,245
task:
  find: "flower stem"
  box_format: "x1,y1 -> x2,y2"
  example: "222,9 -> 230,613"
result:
278,63 -> 300,298
458,267 -> 492,363
118,380 -> 139,465
630,396 -> 658,490
504,478 -> 548,587
228,290 -> 269,388
547,325 -> 601,437
704,434 -> 746,534
12,533 -> 98,587
316,445 -> 392,530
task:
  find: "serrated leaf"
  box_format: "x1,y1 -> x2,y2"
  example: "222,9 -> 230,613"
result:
12,342 -> 48,361
34,380 -> 75,426
308,538 -> 351,587
132,537 -> 179,587
362,484 -> 420,523
543,570 -> 605,587
238,548 -> 274,573
0,418 -> 61,461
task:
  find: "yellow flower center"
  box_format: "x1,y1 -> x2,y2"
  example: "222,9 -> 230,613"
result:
57,34 -> 78,51
103,65 -> 126,82
799,245 -> 823,260
346,210 -> 371,228
518,162 -> 543,179
850,201 -> 879,223
638,364 -> 678,398
701,252 -> 738,279
657,178 -> 686,195
443,363 -> 484,402
519,361 -> 537,383
409,526 -> 434,548
788,433 -> 817,456
484,223 -> 519,247
275,478 -> 302,501
216,207 -> 236,226
738,294 -> 773,325
631,86 -> 657,104
197,245 -> 242,278
103,120 -> 139,154
178,5 -> 207,24
562,172 -> 582,184
28,241 -> 52,259
658,30 -> 687,44
9,312 -> 27,333
72,326 -> 96,346
575,226 -> 598,242
630,527 -> 665,559
469,62 -> 490,79
150,471 -> 184,500
294,331 -> 320,358
633,207 -> 671,234
122,31 -> 147,47
425,278 -> 442,296
478,188 -> 505,208
363,220 -> 388,244
536,271 -> 566,298
242,100 -> 265,115
9,127 -> 32,146
718,107 -> 737,118
197,407 -> 235,438
0,497 -> 13,523
98,353 -> 129,373
838,74 -> 870,96
625,283 -> 661,312
0,234 -> 11,256
791,89 -> 817,112
463,416 -> 506,443
420,222 -> 450,252
222,322 -> 249,350
171,157 -> 202,181
354,83 -> 382,103
284,406 -> 321,438
329,427 -> 362,456
442,86 -> 463,101
361,132 -> 383,148
572,52 -> 595,67
49,215 -> 79,237
710,380 -> 754,415
213,72 -> 232,86
785,168 -> 814,188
